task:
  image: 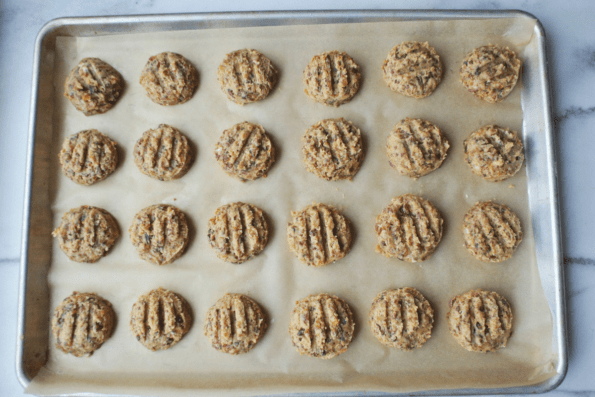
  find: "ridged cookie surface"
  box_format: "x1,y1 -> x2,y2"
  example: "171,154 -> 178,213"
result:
375,194 -> 443,262
369,288 -> 434,350
52,292 -> 115,357
52,205 -> 119,263
289,293 -> 354,359
59,129 -> 118,185
64,57 -> 123,116
130,288 -> 192,351
302,118 -> 364,181
204,293 -> 267,354
139,52 -> 198,106
134,124 -> 193,181
287,203 -> 351,267
217,49 -> 278,105
462,201 -> 522,262
207,202 -> 268,264
447,289 -> 513,352
129,204 -> 189,265
215,122 -> 275,181
460,45 -> 521,103
387,118 -> 449,179
303,51 -> 361,107
382,41 -> 443,99
464,125 -> 524,182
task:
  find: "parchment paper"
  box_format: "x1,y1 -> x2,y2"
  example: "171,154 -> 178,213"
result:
26,17 -> 557,396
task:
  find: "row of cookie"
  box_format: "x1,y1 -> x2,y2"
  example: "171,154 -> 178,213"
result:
52,196 -> 523,266
65,43 -> 522,118
60,118 -> 524,186
52,287 -> 513,358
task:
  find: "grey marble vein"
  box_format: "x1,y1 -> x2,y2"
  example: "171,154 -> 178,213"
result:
564,257 -> 595,266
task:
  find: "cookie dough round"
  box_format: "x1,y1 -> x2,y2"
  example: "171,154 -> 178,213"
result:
130,287 -> 193,351
302,118 -> 364,181
287,203 -> 352,267
375,194 -> 443,262
369,288 -> 434,350
204,293 -> 267,354
464,125 -> 524,182
303,50 -> 361,107
215,121 -> 275,181
129,204 -> 189,265
387,118 -> 449,179
52,205 -> 119,263
289,293 -> 354,359
207,202 -> 268,264
217,49 -> 278,105
382,41 -> 443,99
64,57 -> 124,116
134,124 -> 193,181
460,45 -> 521,103
447,289 -> 513,352
463,201 -> 522,262
139,52 -> 199,106
59,129 -> 118,185
52,292 -> 115,357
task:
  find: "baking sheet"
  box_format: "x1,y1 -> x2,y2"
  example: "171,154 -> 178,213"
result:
25,17 -> 557,396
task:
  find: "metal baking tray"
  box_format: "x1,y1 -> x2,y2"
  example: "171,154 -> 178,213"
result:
17,9 -> 566,395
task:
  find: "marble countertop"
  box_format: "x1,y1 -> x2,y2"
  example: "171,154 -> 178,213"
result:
1,0 -> 593,396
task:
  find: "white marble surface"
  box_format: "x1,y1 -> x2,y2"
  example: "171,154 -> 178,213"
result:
1,0 -> 594,396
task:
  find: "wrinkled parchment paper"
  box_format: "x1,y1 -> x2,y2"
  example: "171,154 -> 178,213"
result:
26,17 -> 557,396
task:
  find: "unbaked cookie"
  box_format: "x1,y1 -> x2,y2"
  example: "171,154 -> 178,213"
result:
447,289 -> 513,352
303,50 -> 361,107
375,194 -> 443,262
207,202 -> 268,264
59,129 -> 118,185
464,125 -> 524,182
289,293 -> 354,359
129,204 -> 189,265
130,287 -> 193,351
215,121 -> 275,181
386,118 -> 449,179
204,293 -> 267,354
52,292 -> 115,357
64,57 -> 124,116
302,118 -> 364,181
52,205 -> 119,263
287,203 -> 351,267
460,45 -> 521,103
217,49 -> 278,105
462,201 -> 522,262
139,52 -> 199,106
382,41 -> 443,99
369,288 -> 434,350
134,124 -> 193,181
